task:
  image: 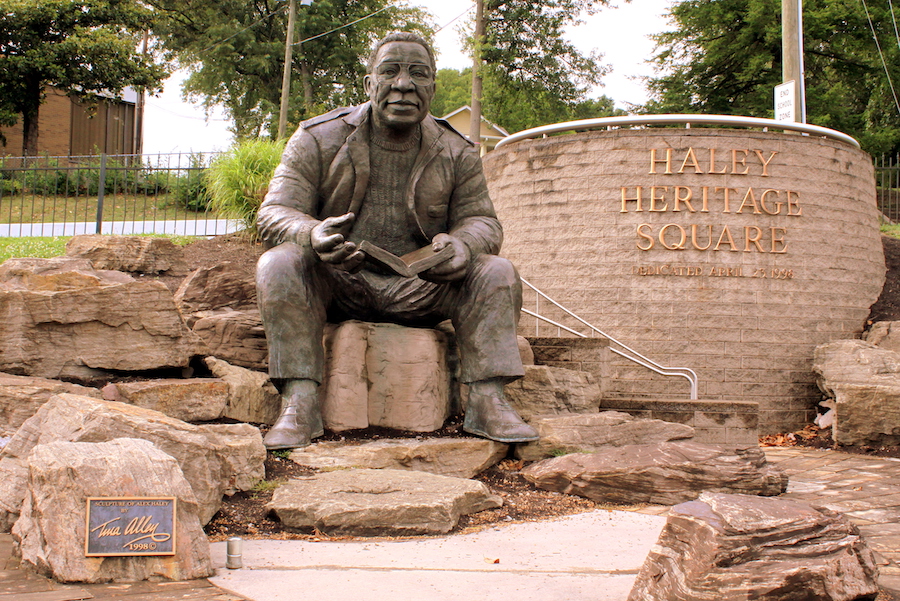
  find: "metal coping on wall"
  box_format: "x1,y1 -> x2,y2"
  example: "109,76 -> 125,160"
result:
493,114 -> 860,150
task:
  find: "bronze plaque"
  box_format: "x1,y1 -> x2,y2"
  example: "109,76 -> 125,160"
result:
85,497 -> 176,556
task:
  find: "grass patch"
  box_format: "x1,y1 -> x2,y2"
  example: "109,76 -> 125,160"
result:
251,479 -> 286,493
0,234 -> 198,263
0,193 -> 217,224
882,222 -> 900,240
0,236 -> 69,262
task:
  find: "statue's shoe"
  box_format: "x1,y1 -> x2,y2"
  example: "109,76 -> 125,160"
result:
263,396 -> 324,450
463,391 -> 539,443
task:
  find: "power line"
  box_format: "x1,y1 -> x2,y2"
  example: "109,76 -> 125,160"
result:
436,5 -> 475,33
293,6 -> 390,45
198,5 -> 287,55
860,0 -> 900,116
889,0 -> 900,51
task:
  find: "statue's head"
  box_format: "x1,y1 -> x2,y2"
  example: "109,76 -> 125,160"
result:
364,32 -> 436,131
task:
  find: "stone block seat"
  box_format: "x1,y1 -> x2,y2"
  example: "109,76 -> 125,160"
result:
320,320 -> 452,433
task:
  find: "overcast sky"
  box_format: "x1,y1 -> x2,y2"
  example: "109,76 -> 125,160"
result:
142,0 -> 673,154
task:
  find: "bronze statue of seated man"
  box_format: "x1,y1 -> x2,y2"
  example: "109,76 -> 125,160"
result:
255,31 -> 538,450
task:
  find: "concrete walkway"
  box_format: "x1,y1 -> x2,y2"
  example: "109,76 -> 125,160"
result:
208,447 -> 900,601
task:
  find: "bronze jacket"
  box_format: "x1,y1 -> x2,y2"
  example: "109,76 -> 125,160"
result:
257,102 -> 503,257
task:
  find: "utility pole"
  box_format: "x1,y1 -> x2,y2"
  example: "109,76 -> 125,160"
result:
133,29 -> 149,156
782,0 -> 806,123
469,0 -> 485,150
278,0 -> 297,139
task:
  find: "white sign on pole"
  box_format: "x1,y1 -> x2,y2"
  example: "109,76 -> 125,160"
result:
774,80 -> 796,122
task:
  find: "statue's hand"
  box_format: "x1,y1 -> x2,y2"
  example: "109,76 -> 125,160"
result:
310,213 -> 365,271
421,233 -> 470,282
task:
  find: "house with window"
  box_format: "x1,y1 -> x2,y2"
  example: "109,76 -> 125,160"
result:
440,106 -> 509,155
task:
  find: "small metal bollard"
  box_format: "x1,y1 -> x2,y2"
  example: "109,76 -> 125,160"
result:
225,536 -> 243,569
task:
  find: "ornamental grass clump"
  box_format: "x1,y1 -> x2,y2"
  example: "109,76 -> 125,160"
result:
205,138 -> 286,237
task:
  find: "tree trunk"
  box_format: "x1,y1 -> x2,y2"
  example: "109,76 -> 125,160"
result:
22,78 -> 42,156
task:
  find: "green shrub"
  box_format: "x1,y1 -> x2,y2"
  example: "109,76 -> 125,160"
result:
174,154 -> 212,212
205,138 -> 286,236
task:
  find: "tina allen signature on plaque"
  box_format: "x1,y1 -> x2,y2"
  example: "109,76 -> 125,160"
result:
85,497 -> 176,557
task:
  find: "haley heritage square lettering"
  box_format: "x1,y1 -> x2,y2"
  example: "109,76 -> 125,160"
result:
85,497 -> 176,557
620,147 -> 801,254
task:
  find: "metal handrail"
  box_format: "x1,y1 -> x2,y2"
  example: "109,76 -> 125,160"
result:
494,114 -> 860,149
521,277 -> 699,400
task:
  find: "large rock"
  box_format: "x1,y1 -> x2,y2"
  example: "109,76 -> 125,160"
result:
0,373 -> 102,437
0,257 -> 133,290
515,411 -> 694,461
628,492 -> 879,601
0,457 -> 27,531
321,321 -> 451,432
65,234 -> 189,274
814,339 -> 900,396
863,320 -> 900,353
521,441 -> 787,505
0,393 -> 265,525
501,365 -> 601,420
175,262 -> 257,319
288,438 -> 508,479
814,340 -> 900,445
0,258 -> 204,379
102,378 -> 228,422
191,309 -> 269,370
204,357 -> 281,424
267,469 -> 502,536
13,438 -> 212,582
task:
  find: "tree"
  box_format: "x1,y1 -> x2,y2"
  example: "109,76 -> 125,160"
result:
148,0 -> 433,139
0,0 -> 167,156
645,0 -> 900,154
477,0 -> 617,132
430,67 -> 474,119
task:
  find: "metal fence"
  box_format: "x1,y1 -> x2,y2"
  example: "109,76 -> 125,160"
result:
0,152 -> 240,237
876,154 -> 900,223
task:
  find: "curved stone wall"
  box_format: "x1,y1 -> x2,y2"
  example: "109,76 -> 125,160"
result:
484,128 -> 886,434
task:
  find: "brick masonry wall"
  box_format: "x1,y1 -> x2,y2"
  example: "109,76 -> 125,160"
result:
485,129 -> 885,434
0,90 -> 72,156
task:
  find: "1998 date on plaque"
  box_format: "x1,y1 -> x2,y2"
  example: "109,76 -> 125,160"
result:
633,265 -> 795,279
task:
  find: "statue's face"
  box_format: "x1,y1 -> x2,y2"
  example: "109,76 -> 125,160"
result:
365,41 -> 435,131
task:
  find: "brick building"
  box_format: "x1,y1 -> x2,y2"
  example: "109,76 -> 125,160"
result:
0,88 -> 140,157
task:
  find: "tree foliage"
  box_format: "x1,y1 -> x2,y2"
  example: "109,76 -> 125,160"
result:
149,0 -> 433,139
0,0 -> 167,156
478,0 -> 617,132
430,66 -> 624,133
645,0 -> 900,154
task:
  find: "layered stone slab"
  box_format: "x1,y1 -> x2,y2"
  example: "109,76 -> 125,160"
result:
628,492 -> 879,601
515,411 -> 694,461
521,441 -> 787,505
267,469 -> 502,536
0,257 -> 203,379
101,378 -> 228,422
600,398 -> 759,445
0,373 -> 102,437
288,438 -> 508,479
65,234 -> 189,274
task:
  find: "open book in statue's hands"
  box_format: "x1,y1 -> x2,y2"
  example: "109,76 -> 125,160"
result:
358,240 -> 456,278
